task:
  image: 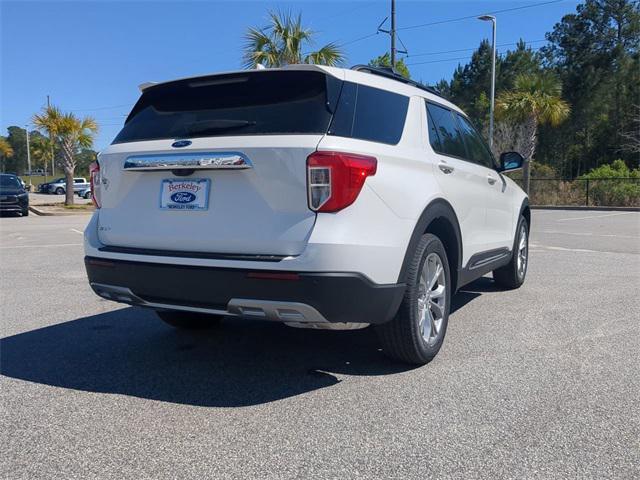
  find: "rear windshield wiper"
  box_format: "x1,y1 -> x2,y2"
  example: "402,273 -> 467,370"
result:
180,119 -> 256,136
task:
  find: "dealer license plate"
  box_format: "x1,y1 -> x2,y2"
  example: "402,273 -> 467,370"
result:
159,179 -> 210,211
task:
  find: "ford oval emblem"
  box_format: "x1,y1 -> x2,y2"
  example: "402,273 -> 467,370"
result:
171,140 -> 192,148
171,192 -> 196,203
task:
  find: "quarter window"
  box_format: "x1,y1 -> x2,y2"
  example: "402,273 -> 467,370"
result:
425,102 -> 466,158
329,82 -> 409,145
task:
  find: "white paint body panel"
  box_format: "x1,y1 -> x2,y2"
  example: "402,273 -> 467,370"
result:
86,65 -> 527,285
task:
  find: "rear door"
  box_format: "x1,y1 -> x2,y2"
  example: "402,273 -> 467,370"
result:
97,70 -> 342,257
425,101 -> 489,265
455,114 -> 512,251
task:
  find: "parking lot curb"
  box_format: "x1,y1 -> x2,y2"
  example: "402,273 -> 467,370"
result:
531,205 -> 640,212
29,205 -> 93,216
29,205 -> 57,216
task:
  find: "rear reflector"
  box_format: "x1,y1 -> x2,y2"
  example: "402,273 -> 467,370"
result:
307,151 -> 377,212
89,160 -> 101,208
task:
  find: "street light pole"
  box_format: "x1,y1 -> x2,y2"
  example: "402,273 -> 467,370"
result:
478,15 -> 496,149
25,125 -> 32,189
47,94 -> 54,178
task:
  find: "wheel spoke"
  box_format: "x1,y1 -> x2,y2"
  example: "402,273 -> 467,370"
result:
421,309 -> 433,339
428,263 -> 443,290
429,311 -> 438,338
430,284 -> 445,300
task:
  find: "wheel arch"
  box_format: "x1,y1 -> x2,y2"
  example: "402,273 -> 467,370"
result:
398,198 -> 463,292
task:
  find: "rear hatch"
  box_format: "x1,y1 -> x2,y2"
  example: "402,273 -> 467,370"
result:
97,69 -> 343,257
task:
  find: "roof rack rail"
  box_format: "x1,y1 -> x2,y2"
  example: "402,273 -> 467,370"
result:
350,64 -> 445,99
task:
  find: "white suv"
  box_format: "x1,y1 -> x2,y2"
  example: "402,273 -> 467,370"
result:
84,65 -> 529,364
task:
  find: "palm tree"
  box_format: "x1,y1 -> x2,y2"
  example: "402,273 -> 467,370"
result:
496,73 -> 570,193
0,137 -> 14,173
242,11 -> 344,69
33,106 -> 98,205
30,135 -> 55,179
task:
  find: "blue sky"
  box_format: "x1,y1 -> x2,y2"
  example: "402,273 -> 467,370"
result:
1,0 -> 580,150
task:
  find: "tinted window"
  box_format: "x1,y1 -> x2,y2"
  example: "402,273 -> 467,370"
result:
0,175 -> 21,190
425,102 -> 466,158
456,114 -> 495,168
114,71 -> 338,144
329,82 -> 409,145
426,108 -> 442,152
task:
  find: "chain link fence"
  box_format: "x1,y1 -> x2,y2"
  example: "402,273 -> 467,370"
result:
511,178 -> 640,207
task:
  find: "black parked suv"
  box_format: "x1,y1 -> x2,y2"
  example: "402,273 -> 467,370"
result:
0,174 -> 29,216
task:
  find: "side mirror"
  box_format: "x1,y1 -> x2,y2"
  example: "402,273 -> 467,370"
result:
499,152 -> 525,172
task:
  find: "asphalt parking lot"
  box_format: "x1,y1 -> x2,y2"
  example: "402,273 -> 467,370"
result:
1,210 -> 639,479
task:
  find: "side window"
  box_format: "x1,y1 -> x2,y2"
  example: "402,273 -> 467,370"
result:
456,114 -> 495,169
425,107 -> 442,152
425,102 -> 466,158
329,82 -> 409,145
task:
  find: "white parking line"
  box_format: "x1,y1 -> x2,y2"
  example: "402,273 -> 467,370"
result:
70,228 -> 84,234
0,243 -> 83,249
539,230 -> 639,239
529,243 -> 636,255
556,211 -> 638,222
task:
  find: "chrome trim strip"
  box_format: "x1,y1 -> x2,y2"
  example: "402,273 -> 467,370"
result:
123,152 -> 252,171
90,283 -> 328,323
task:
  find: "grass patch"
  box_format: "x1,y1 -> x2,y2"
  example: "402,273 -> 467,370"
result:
63,204 -> 95,210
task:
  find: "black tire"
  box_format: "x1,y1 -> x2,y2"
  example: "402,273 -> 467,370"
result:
55,187 -> 64,195
22,208 -> 29,217
493,216 -> 529,289
375,233 -> 451,365
84,191 -> 92,199
156,310 -> 222,330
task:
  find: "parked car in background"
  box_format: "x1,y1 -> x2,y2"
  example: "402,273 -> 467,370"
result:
0,174 -> 29,216
38,177 -> 65,193
77,188 -> 92,199
45,177 -> 89,195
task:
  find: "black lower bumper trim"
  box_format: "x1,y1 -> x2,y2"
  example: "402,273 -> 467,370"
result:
85,257 -> 405,324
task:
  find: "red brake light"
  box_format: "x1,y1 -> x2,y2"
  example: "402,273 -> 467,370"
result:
89,161 -> 101,208
307,151 -> 377,212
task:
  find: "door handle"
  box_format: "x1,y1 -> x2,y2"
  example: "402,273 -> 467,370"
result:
487,174 -> 497,185
438,163 -> 454,174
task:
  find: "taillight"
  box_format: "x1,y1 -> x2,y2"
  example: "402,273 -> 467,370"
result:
307,151 -> 377,212
89,160 -> 101,208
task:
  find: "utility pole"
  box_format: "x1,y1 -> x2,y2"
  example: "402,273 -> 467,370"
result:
25,125 -> 32,188
390,0 -> 396,68
47,95 -> 54,178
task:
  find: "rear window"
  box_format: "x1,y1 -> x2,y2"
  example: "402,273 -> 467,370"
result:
328,82 -> 409,145
113,71 -> 340,144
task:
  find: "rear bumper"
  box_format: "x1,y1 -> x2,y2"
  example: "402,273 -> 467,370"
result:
85,257 -> 405,325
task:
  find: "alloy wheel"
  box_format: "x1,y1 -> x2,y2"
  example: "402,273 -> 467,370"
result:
417,252 -> 446,345
517,225 -> 528,279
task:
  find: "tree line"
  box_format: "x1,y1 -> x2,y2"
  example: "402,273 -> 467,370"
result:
1,1 -> 637,206
437,0 -> 639,180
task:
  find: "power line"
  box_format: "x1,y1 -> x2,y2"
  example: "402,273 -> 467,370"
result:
397,0 -> 565,31
339,31 -> 380,47
406,46 -> 544,66
408,39 -> 547,59
69,103 -> 133,112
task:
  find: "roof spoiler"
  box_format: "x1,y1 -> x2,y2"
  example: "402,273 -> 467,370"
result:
138,82 -> 157,92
